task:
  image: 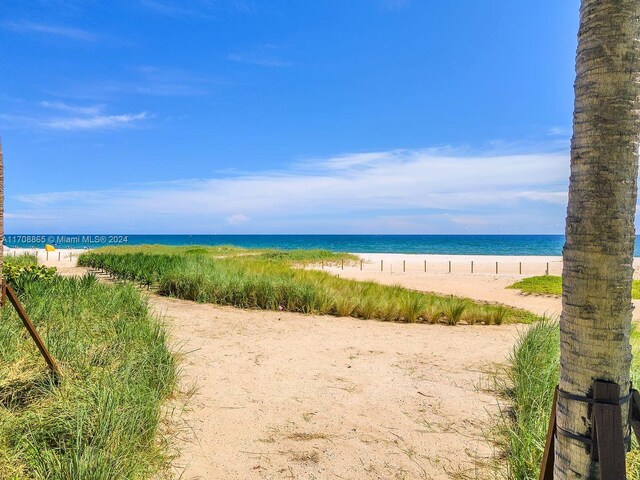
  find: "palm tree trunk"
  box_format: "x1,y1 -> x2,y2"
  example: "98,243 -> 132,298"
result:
556,1 -> 640,477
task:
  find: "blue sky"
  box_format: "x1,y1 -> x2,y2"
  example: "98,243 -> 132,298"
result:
1,0 -> 578,234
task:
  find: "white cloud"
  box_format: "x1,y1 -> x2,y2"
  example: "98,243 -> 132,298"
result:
2,21 -> 97,41
548,126 -> 572,136
41,101 -> 103,115
226,214 -> 250,225
139,0 -> 255,17
9,147 -> 570,233
227,53 -> 291,67
40,112 -> 147,130
1,101 -> 149,132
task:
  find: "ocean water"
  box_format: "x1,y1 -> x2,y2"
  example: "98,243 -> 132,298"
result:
4,234 -> 569,256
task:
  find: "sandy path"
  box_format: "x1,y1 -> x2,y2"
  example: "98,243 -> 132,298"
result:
36,251 -> 527,478
153,295 -> 521,480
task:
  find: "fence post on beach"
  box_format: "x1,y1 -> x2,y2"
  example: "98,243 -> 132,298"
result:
448,260 -> 451,274
341,259 -> 344,270
403,260 -> 405,273
70,252 -> 73,262
46,251 -> 48,261
519,262 -> 522,275
381,260 -> 383,272
58,251 -> 61,261
496,261 -> 498,274
546,262 -> 549,275
424,260 -> 427,273
322,259 -> 324,269
360,260 -> 363,271
471,261 -> 474,274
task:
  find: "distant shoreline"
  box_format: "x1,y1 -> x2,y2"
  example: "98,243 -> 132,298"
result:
2,234 -> 569,256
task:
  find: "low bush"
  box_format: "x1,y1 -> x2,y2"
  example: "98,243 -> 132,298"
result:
4,263 -> 57,293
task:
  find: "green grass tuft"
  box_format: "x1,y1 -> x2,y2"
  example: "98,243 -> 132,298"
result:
507,275 -> 563,296
508,275 -> 640,299
0,273 -> 176,479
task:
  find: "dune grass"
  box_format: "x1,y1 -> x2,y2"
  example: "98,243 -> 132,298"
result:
508,275 -> 640,299
94,244 -> 250,257
496,321 -> 640,479
79,246 -> 538,325
0,271 -> 176,479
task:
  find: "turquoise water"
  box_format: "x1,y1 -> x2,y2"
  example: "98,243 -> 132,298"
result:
4,234 -> 568,256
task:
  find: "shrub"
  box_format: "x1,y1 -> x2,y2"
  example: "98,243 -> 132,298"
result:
4,263 -> 57,293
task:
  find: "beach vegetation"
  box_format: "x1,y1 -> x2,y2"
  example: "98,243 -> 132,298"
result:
494,321 -> 640,478
398,292 -> 428,323
4,263 -> 57,294
440,296 -> 468,325
422,302 -> 445,324
4,253 -> 37,268
0,264 -> 176,478
78,246 -> 538,325
508,275 -> 640,299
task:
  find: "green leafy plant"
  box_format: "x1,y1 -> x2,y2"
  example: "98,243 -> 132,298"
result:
3,263 -> 57,293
